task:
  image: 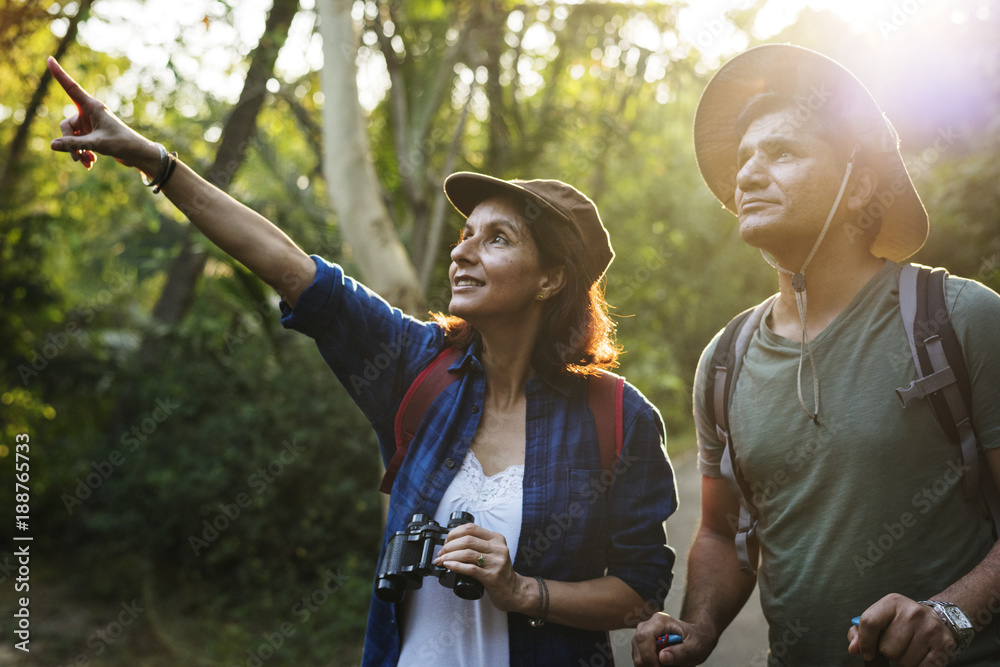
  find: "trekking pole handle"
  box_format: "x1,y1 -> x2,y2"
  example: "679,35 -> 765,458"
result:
851,616 -> 890,666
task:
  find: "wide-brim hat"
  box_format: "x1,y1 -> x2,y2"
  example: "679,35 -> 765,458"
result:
444,172 -> 614,283
693,43 -> 928,262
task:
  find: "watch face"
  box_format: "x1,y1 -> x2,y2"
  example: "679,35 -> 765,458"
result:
942,604 -> 974,632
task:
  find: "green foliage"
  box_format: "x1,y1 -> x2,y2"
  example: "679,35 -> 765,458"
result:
909,117 -> 1000,292
24,274 -> 382,663
2,5 -> 380,662
2,0 -> 998,662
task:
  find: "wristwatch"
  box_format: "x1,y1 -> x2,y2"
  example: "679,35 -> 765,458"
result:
918,600 -> 974,656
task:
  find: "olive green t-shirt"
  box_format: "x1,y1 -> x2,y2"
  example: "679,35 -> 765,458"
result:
695,261 -> 1000,665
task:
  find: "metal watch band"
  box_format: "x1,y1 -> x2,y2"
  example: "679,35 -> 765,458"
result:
918,600 -> 974,655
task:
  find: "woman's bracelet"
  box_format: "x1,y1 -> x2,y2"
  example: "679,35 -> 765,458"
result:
141,142 -> 178,193
152,150 -> 178,194
528,576 -> 549,628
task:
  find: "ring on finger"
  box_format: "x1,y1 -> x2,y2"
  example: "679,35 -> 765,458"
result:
476,552 -> 485,567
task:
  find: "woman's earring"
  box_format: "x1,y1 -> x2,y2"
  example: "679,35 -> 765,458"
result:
537,292 -> 545,300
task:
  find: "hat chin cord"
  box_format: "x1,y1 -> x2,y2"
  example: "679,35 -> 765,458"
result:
759,143 -> 860,424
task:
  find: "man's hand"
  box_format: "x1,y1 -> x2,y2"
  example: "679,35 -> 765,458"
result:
632,612 -> 716,666
848,593 -> 958,666
47,56 -> 159,173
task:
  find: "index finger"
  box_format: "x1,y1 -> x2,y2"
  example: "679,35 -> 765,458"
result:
47,56 -> 95,108
443,522 -> 491,542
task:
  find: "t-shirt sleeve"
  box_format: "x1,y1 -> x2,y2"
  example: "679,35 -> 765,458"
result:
693,330 -> 726,477
949,276 -> 1000,451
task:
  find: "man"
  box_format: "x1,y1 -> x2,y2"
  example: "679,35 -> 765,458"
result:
633,44 -> 1000,665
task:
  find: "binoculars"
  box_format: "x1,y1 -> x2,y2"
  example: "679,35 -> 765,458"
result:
375,511 -> 485,603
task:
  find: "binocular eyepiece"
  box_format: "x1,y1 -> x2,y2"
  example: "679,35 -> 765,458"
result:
375,511 -> 485,603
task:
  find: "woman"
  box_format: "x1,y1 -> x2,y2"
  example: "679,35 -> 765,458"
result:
47,56 -> 677,665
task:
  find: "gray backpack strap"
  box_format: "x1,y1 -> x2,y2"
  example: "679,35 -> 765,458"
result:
897,264 -> 921,375
925,335 -> 978,500
716,295 -> 776,576
895,265 -> 1000,535
896,267 -> 962,410
896,265 -> 977,498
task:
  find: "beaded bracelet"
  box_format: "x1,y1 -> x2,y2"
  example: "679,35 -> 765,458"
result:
527,576 -> 549,628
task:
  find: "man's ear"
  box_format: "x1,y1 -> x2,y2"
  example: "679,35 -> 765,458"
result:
539,265 -> 566,299
846,166 -> 879,214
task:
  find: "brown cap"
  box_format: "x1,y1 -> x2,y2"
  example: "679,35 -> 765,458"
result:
693,43 -> 928,262
444,171 -> 614,283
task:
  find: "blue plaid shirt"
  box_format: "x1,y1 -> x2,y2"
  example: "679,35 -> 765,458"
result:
281,256 -> 677,665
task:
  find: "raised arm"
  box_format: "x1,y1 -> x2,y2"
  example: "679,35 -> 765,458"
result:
46,56 -> 316,306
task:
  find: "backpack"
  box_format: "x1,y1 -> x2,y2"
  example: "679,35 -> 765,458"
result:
379,346 -> 626,494
706,263 -> 1000,575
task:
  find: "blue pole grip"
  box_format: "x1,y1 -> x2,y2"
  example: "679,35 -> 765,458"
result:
655,633 -> 683,650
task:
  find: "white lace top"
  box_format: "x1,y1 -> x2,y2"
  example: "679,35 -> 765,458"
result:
397,450 -> 524,667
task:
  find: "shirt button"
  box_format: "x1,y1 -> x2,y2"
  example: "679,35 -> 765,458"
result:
471,405 -> 480,414
444,458 -> 456,469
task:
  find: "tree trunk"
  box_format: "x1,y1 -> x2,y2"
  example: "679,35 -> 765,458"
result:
145,0 -> 300,334
483,3 -> 511,170
318,0 -> 424,316
419,89 -> 473,296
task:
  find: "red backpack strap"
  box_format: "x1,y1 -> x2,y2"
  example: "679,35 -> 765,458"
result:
380,346 -> 464,494
588,371 -> 625,474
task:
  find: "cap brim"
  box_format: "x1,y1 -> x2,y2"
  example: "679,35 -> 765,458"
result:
444,172 -> 572,226
694,44 -> 928,262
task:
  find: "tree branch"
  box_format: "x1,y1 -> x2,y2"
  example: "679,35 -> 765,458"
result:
483,4 -> 512,170
372,3 -> 418,200
412,4 -> 480,158
419,84 -> 475,294
147,0 -> 300,330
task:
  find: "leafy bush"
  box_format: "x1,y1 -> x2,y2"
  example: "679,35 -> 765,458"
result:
26,272 -> 383,661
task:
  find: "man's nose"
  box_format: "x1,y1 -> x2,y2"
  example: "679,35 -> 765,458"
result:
736,151 -> 768,193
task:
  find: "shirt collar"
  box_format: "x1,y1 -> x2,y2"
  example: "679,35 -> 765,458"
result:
531,370 -> 577,397
452,343 -> 483,374
450,344 -> 576,397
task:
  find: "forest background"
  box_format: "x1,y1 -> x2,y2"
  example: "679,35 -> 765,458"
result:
1,0 -> 998,664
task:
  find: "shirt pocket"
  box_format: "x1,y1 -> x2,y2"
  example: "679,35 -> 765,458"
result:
561,468 -> 610,563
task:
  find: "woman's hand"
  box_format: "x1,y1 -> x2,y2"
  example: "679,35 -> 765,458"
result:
44,57 -> 316,304
46,56 -> 160,174
433,522 -> 534,614
436,522 -> 651,630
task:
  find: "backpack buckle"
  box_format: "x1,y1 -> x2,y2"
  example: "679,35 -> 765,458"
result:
895,364 -> 957,408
